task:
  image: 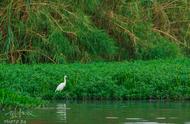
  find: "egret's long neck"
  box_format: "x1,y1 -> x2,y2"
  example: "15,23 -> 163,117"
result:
64,77 -> 67,84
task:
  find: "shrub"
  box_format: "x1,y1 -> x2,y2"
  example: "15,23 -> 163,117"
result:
0,58 -> 189,103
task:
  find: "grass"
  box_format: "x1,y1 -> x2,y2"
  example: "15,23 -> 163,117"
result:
0,0 -> 189,63
0,58 -> 190,108
0,89 -> 44,109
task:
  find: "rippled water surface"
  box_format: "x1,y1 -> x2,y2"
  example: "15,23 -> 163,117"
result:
1,101 -> 190,124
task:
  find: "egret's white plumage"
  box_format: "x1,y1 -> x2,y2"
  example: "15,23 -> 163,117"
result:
55,75 -> 67,92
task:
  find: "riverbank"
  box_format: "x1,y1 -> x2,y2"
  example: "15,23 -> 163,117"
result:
0,58 -> 190,108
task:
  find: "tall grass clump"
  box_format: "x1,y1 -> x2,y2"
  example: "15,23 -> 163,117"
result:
0,0 -> 118,63
91,0 -> 186,60
0,0 -> 189,63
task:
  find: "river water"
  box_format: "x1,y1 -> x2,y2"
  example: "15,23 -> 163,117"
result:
1,101 -> 190,124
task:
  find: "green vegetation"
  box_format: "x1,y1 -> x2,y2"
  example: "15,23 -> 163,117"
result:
0,89 -> 44,108
0,58 -> 190,108
0,0 -> 190,109
0,0 -> 190,63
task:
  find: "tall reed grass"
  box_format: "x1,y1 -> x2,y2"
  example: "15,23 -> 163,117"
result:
0,0 -> 189,63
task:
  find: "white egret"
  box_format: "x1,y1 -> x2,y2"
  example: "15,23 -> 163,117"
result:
55,75 -> 67,92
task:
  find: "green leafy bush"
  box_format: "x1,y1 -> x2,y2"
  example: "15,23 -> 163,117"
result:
0,89 -> 44,108
0,58 -> 190,105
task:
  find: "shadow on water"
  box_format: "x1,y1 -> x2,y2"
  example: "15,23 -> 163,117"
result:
1,101 -> 190,124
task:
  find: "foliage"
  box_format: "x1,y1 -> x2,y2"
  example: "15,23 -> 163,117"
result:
0,58 -> 190,105
0,89 -> 44,108
0,0 -> 189,63
136,32 -> 182,59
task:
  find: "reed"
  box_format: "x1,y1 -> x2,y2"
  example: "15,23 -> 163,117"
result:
0,0 -> 189,63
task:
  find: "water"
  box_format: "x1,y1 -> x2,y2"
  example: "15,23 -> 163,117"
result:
1,101 -> 190,124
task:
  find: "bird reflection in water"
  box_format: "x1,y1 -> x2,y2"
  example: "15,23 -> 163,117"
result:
56,103 -> 67,123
